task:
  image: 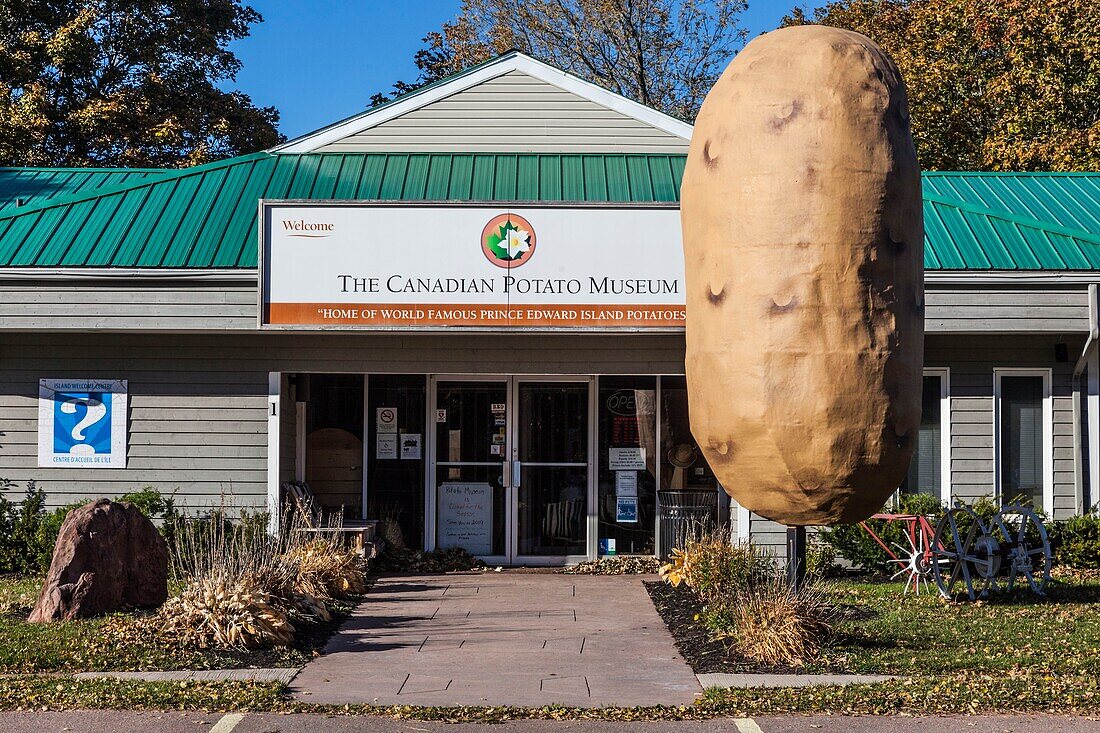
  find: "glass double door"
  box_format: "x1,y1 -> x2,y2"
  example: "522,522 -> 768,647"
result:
432,376 -> 591,564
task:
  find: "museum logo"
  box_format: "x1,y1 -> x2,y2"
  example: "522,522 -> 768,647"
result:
481,213 -> 536,268
282,219 -> 334,238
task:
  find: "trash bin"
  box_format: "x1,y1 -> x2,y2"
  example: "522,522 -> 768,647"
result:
658,489 -> 718,558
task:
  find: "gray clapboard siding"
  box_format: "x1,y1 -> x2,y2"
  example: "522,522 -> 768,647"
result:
0,330 -> 1088,539
0,281 -> 258,331
314,71 -> 690,154
0,281 -> 1092,334
933,334 -> 1082,519
924,286 -> 1091,332
0,330 -> 687,510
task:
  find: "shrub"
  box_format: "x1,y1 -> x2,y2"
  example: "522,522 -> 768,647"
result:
1051,510 -> 1100,569
287,538 -> 367,600
0,483 -> 179,574
819,493 -> 945,574
805,540 -> 837,579
160,506 -> 366,650
160,575 -> 295,649
662,534 -> 837,668
725,575 -> 834,667
659,534 -> 772,604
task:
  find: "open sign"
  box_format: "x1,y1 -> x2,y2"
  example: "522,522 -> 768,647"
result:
605,390 -> 637,416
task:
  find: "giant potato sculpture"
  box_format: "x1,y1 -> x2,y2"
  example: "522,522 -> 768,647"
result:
681,25 -> 924,526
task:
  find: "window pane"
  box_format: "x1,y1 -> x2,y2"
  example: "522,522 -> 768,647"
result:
1000,376 -> 1044,508
597,376 -> 656,555
904,375 -> 942,498
305,374 -> 364,516
659,376 -> 722,552
367,375 -> 425,550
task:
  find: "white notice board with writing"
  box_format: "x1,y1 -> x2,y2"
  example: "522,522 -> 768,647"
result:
437,482 -> 493,555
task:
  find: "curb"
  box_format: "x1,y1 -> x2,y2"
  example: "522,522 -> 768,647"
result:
72,668 -> 299,684
697,672 -> 897,688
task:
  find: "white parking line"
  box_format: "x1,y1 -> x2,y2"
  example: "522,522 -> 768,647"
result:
734,718 -> 764,733
209,713 -> 245,733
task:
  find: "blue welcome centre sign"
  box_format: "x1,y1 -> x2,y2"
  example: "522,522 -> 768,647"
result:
38,379 -> 128,468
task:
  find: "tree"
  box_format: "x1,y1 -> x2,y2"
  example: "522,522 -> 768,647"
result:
373,0 -> 748,121
783,0 -> 1100,171
0,0 -> 281,168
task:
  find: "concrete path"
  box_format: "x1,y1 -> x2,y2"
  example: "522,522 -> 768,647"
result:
288,572 -> 702,707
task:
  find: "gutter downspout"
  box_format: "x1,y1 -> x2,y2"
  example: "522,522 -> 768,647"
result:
1072,283 -> 1099,515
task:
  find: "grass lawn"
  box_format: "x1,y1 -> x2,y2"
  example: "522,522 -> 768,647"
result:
2,572 -> 1100,717
806,575 -> 1100,677
0,574 -> 351,674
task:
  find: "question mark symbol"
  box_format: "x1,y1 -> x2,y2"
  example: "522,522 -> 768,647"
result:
61,397 -> 107,453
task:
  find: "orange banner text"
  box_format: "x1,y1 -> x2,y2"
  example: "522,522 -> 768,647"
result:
265,303 -> 686,328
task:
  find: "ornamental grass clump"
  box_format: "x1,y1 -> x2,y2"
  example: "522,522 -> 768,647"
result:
159,506 -> 363,650
160,575 -> 294,649
661,532 -> 836,667
729,575 -> 834,667
659,533 -> 771,604
287,538 -> 367,600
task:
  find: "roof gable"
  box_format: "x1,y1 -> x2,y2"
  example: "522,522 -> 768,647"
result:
275,52 -> 693,155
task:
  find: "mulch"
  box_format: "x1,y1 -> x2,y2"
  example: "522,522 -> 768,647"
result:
644,581 -> 806,675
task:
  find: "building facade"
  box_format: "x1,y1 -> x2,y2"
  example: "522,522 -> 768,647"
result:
1,52 -> 1098,563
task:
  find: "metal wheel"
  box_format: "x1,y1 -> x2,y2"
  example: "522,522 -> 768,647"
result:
989,505 -> 1052,596
889,522 -> 933,595
931,504 -> 995,601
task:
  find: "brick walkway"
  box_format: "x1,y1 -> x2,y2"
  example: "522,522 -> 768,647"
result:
288,572 -> 702,707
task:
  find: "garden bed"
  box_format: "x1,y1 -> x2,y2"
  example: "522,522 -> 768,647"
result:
0,574 -> 366,674
647,571 -> 1100,678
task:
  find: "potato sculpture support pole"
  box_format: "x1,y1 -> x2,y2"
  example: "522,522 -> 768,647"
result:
680,26 -> 924,538
786,526 -> 807,591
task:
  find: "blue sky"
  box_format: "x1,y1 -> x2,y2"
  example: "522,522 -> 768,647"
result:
229,1 -> 819,140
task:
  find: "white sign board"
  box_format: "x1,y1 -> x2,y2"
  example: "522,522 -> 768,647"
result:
375,407 -> 397,433
609,446 -> 646,471
437,482 -> 493,555
38,379 -> 127,468
261,203 -> 685,330
376,433 -> 398,460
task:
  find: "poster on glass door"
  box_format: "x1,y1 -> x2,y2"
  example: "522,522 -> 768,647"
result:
438,482 -> 493,555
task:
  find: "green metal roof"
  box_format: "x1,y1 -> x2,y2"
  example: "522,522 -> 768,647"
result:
0,167 -> 172,214
0,151 -> 1096,270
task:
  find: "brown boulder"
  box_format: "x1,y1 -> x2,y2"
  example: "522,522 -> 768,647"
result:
28,498 -> 168,622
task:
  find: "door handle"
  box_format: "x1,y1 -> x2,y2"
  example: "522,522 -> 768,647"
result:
502,460 -> 511,488
512,460 -> 522,489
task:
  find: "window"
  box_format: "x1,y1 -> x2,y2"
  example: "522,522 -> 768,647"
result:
597,376 -> 657,555
903,370 -> 949,501
304,374 -> 364,517
367,375 -> 426,550
995,370 -> 1051,511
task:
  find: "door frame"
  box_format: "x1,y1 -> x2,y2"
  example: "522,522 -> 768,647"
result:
425,374 -> 596,565
510,375 -> 595,566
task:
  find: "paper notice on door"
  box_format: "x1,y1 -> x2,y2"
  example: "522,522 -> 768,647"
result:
400,433 -> 421,460
609,446 -> 646,470
438,482 -> 493,555
376,433 -> 398,459
376,407 -> 398,434
615,470 -> 638,497
616,497 -> 638,523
